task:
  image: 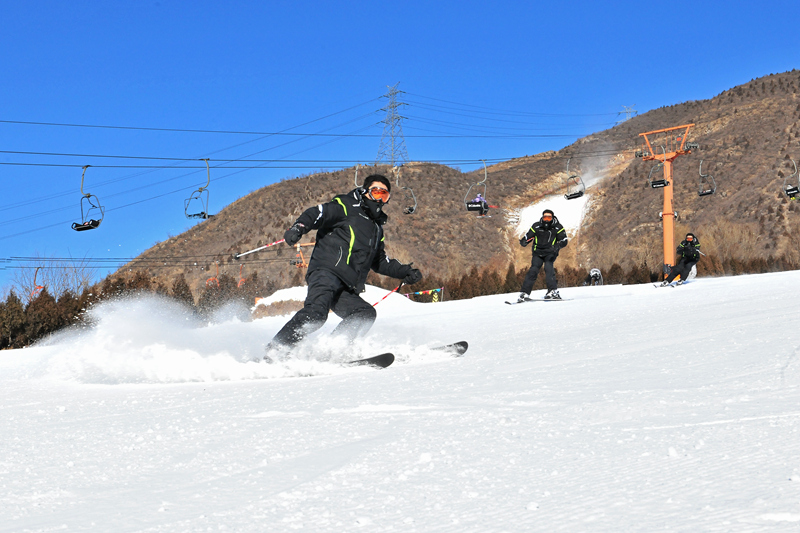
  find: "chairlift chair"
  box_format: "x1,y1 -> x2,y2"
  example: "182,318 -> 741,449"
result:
783,159 -> 799,200
393,165 -> 417,215
648,162 -> 668,189
237,264 -> 246,288
185,159 -> 212,219
30,266 -> 45,298
564,158 -> 586,200
464,160 -> 491,216
698,160 -> 717,197
647,147 -> 670,189
71,165 -> 105,231
402,186 -> 418,215
206,262 -> 220,288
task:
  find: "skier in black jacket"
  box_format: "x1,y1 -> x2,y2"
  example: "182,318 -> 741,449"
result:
661,233 -> 701,286
517,209 -> 568,302
267,174 -> 422,355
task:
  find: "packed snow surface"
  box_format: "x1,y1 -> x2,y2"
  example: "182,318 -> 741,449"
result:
2,271 -> 800,532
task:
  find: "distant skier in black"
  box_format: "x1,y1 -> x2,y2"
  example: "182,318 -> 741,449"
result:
582,268 -> 603,286
267,174 -> 423,356
517,209 -> 568,301
661,233 -> 701,286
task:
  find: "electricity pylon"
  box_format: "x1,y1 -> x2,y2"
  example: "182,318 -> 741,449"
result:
376,83 -> 409,167
617,105 -> 638,124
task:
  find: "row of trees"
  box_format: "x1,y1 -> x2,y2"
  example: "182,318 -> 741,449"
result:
2,250 -> 796,349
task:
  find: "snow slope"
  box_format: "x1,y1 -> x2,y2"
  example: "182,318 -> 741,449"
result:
511,192 -> 591,237
2,271 -> 800,532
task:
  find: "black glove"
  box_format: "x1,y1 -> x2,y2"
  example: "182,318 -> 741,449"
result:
403,267 -> 423,285
283,223 -> 305,246
519,237 -> 529,247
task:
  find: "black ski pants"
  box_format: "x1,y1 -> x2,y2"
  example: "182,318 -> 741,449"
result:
271,269 -> 377,348
521,253 -> 558,294
665,259 -> 697,284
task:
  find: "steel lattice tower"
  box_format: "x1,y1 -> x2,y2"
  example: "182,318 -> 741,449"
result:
376,83 -> 409,166
616,105 -> 638,124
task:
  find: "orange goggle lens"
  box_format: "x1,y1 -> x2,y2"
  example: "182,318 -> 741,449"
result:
542,215 -> 553,221
369,187 -> 390,201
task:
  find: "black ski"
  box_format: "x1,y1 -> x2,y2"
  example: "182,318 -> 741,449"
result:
344,352 -> 395,368
430,340 -> 469,356
505,298 -> 572,304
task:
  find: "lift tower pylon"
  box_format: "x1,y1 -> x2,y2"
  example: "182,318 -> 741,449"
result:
638,123 -> 695,276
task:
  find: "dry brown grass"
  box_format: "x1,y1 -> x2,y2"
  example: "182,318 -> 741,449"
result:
252,300 -> 304,319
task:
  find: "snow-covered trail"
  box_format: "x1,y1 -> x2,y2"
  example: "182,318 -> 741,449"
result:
2,272 -> 800,532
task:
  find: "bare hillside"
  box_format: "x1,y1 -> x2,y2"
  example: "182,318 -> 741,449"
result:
118,70 -> 800,295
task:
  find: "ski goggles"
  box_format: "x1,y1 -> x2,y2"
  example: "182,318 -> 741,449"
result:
686,236 -> 694,241
542,214 -> 553,222
367,187 -> 391,202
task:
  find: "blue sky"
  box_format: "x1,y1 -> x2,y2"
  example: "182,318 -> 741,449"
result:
2,0 -> 799,292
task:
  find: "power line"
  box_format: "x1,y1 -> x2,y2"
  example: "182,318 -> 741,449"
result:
0,99 -> 381,136
404,92 -> 620,117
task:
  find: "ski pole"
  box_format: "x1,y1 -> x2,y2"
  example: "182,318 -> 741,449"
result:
373,282 -> 404,307
233,239 -> 285,260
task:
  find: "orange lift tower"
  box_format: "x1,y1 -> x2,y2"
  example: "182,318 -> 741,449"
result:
637,123 -> 696,276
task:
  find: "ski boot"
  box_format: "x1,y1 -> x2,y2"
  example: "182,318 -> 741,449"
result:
517,292 -> 531,303
263,342 -> 293,363
544,289 -> 561,300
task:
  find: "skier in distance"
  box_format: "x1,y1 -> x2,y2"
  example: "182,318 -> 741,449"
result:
660,233 -> 701,286
266,174 -> 423,357
517,209 -> 568,302
582,268 -> 603,286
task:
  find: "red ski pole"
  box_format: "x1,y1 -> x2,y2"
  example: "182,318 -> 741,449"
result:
373,282 -> 404,307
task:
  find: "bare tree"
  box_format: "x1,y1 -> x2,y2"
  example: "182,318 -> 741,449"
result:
11,253 -> 98,304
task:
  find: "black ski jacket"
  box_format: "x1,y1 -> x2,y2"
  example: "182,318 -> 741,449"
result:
522,216 -> 568,257
677,238 -> 701,262
291,188 -> 411,292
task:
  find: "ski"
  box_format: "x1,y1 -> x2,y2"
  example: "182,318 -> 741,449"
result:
343,352 -> 395,368
429,340 -> 469,356
505,298 -> 572,304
